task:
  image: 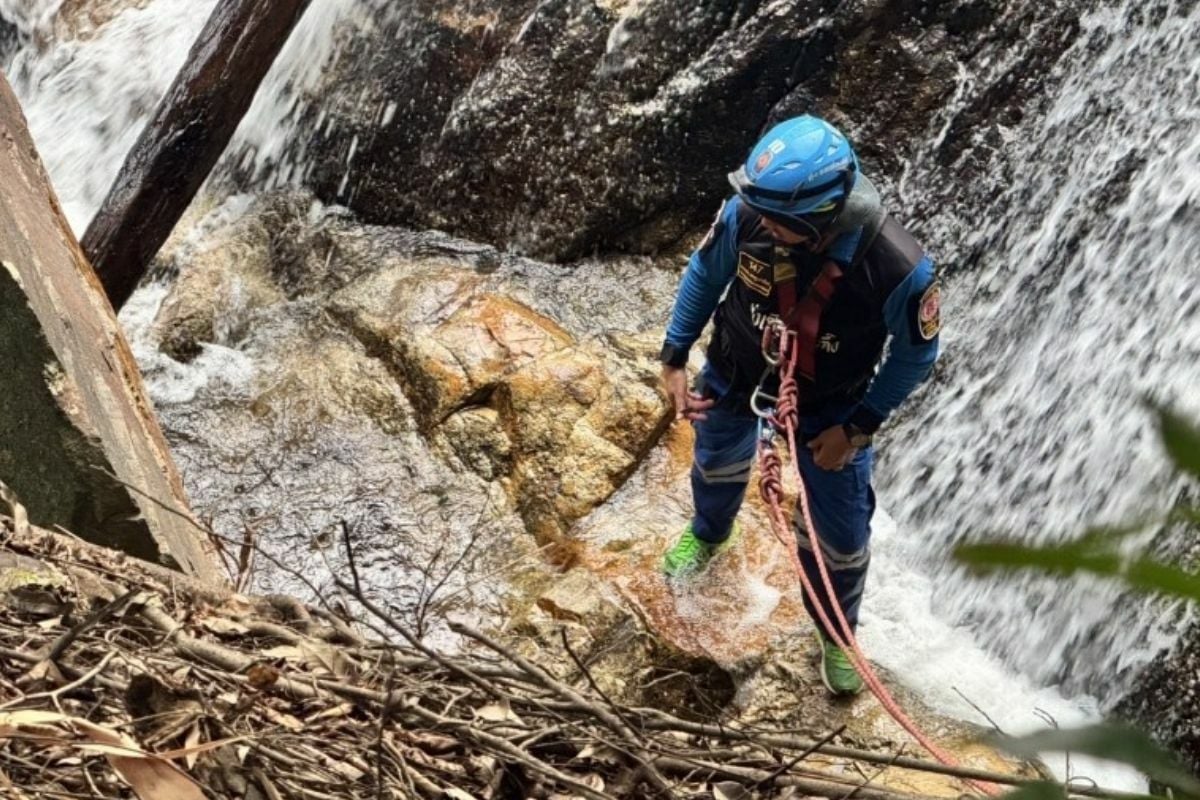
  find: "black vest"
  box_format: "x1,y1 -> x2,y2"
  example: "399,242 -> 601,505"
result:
706,203 -> 925,410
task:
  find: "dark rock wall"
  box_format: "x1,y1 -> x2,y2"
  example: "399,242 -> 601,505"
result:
232,0 -> 1080,262
0,12 -> 20,65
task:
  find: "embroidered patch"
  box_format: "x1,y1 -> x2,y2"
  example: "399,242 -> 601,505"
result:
917,282 -> 942,341
698,200 -> 726,254
737,252 -> 772,297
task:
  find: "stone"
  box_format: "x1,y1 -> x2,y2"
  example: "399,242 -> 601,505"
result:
515,567 -> 736,711
0,73 -> 216,581
153,206 -> 284,362
234,0 -> 1075,263
331,264 -> 672,543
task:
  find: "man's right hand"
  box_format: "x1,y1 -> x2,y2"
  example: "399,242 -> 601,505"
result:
662,365 -> 715,423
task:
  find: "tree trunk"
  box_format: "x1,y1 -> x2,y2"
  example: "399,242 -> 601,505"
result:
81,0 -> 313,310
0,71 -> 219,584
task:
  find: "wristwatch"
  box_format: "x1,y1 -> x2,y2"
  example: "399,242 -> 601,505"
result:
659,342 -> 689,368
842,422 -> 872,448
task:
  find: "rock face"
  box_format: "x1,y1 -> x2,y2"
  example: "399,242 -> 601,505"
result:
240,0 -> 1073,262
1117,627 -> 1200,775
0,73 -> 216,582
150,191 -> 674,552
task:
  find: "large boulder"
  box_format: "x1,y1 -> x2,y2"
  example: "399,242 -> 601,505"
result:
329,266 -> 672,546
231,0 -> 1074,262
0,74 -> 216,581
150,191 -> 675,549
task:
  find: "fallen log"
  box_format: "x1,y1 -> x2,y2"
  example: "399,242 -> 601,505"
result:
81,0 -> 313,309
0,74 -> 217,582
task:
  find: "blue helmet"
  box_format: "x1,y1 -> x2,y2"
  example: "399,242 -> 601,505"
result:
728,115 -> 858,238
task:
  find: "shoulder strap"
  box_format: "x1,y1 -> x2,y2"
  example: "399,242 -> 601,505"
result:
775,257 -> 843,381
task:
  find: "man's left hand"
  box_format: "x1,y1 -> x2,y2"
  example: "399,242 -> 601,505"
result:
808,425 -> 857,471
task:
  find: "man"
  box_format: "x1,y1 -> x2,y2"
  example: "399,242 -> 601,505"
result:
658,115 -> 941,696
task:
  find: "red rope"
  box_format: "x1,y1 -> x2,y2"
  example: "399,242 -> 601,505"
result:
756,331 -> 998,796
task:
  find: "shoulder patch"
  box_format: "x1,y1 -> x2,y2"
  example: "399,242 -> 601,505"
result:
699,200 -> 727,254
736,251 -> 772,297
916,281 -> 941,341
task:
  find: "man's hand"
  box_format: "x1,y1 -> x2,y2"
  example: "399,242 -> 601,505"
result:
808,424 -> 857,471
662,365 -> 715,422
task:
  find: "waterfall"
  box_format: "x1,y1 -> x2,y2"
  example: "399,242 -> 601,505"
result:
878,0 -> 1200,699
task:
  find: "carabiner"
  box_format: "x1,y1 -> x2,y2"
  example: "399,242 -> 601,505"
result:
761,319 -> 785,367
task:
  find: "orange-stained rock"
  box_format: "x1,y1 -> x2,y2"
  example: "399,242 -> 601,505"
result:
330,265 -> 672,543
0,74 -> 217,582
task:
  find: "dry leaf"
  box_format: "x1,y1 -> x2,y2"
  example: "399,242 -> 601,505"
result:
36,616 -> 62,630
199,617 -> 250,636
247,663 -> 280,690
182,724 -> 201,770
261,707 -> 304,732
262,643 -> 350,678
159,735 -> 246,762
712,781 -> 751,800
474,700 -> 521,723
306,702 -> 353,723
18,659 -> 65,690
444,788 -> 478,800
0,710 -> 207,800
261,645 -> 303,661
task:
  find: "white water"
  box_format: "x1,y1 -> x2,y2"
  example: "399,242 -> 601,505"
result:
879,0 -> 1200,699
2,0 -> 1189,790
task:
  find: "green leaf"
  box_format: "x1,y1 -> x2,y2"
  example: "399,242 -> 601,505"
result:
1157,406 -> 1200,480
954,539 -> 1200,603
998,724 -> 1200,796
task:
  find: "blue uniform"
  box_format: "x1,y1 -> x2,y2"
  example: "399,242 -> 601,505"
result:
664,192 -> 940,637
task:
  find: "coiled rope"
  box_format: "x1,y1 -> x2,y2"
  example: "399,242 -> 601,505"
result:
755,326 -> 998,796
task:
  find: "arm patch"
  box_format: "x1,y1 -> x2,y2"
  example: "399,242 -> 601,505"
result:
698,200 -> 727,254
912,281 -> 942,341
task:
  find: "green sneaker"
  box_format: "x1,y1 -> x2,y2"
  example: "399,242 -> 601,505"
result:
816,632 -> 865,697
662,522 -> 738,579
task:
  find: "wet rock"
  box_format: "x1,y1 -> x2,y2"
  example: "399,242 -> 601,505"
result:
153,204 -> 285,362
1116,626 -> 1200,774
151,191 -> 673,549
0,73 -> 216,581
236,0 -> 1079,262
332,270 -> 671,544
515,567 -> 737,711
0,12 -> 19,63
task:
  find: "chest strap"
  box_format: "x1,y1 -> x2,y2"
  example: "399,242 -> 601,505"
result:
774,256 -> 844,381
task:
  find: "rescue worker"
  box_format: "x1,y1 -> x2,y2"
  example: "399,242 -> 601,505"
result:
658,115 -> 941,696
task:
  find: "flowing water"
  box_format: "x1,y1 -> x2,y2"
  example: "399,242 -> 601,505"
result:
3,0 -> 1196,788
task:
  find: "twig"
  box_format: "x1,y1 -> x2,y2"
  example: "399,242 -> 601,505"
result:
47,591 -> 138,663
954,687 -> 1008,736
754,724 -> 846,792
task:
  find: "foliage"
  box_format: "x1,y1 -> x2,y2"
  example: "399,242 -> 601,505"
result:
953,406 -> 1200,796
